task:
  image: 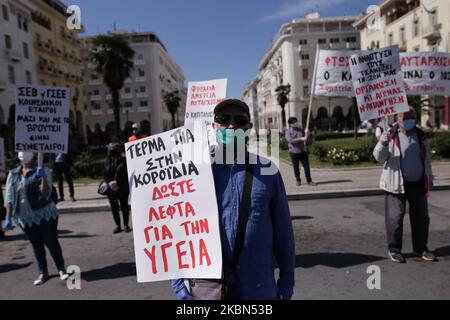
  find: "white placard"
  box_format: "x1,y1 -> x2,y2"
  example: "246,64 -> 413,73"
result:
125,124 -> 222,282
15,85 -> 70,153
400,52 -> 450,96
184,79 -> 227,143
349,45 -> 409,121
315,50 -> 354,96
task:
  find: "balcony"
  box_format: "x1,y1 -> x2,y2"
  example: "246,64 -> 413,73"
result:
422,23 -> 442,40
297,44 -> 310,52
398,39 -> 407,52
135,76 -> 147,82
105,94 -> 112,100
136,92 -> 148,98
299,60 -> 311,66
121,93 -> 133,99
4,48 -> 22,62
89,79 -> 101,85
90,94 -> 102,101
134,59 -> 146,66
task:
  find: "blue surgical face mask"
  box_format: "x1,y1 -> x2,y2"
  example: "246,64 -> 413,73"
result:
402,119 -> 416,131
215,129 -> 249,148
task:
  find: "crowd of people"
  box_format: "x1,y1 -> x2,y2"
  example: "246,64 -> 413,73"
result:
0,101 -> 439,298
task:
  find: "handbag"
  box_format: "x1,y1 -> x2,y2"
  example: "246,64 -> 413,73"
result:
188,163 -> 254,300
97,180 -> 111,196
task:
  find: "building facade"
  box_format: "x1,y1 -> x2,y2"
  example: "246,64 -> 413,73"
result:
353,0 -> 450,129
248,13 -> 360,132
29,0 -> 85,146
0,0 -> 37,151
81,30 -> 186,144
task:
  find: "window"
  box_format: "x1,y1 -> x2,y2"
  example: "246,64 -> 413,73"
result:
8,65 -> 15,84
124,87 -> 131,93
138,69 -> 145,77
17,13 -> 22,29
302,68 -> 309,80
140,86 -> 146,92
140,101 -> 148,107
318,38 -> 327,44
301,53 -> 310,60
430,8 -> 438,25
303,85 -> 309,97
344,36 -> 357,43
124,102 -> 133,108
330,38 -> 340,44
23,42 -> 29,59
138,54 -> 143,60
26,71 -> 32,84
413,19 -> 420,37
23,17 -> 28,32
400,26 -> 405,42
299,39 -> 308,45
2,5 -> 8,21
4,34 -> 11,49
93,89 -> 100,95
388,33 -> 393,46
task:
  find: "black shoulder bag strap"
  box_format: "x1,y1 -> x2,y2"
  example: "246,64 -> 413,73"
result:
225,162 -> 254,298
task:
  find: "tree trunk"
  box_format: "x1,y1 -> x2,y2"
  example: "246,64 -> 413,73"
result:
112,90 -> 121,143
171,112 -> 176,129
281,104 -> 286,132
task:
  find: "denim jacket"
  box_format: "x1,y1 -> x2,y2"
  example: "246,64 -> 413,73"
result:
5,165 -> 53,217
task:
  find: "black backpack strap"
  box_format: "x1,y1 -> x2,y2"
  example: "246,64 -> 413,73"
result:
230,162 -> 254,277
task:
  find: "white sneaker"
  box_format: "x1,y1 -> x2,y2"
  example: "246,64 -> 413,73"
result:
33,274 -> 48,286
59,270 -> 69,281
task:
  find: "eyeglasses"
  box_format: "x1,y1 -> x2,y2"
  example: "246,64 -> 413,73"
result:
214,114 -> 250,127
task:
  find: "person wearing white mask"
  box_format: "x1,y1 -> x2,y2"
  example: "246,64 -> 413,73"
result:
4,152 -> 69,285
373,107 -> 436,264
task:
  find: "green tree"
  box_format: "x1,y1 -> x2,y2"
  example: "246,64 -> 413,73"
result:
90,34 -> 135,142
275,84 -> 291,131
162,89 -> 181,129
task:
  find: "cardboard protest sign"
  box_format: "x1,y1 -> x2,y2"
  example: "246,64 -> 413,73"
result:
315,50 -> 354,96
401,52 -> 450,96
15,85 -> 70,153
125,123 -> 222,282
184,79 -> 227,143
349,45 -> 409,121
0,138 -> 5,180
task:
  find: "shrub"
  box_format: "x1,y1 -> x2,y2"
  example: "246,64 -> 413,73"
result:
327,148 -> 359,165
429,133 -> 450,158
279,138 -> 289,150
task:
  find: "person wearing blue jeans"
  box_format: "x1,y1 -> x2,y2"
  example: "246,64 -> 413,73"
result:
171,99 -> 295,300
4,152 -> 69,285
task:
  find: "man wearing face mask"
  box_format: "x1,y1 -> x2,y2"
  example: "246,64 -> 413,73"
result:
373,107 -> 436,263
285,117 -> 316,187
170,98 -> 295,300
4,152 -> 69,285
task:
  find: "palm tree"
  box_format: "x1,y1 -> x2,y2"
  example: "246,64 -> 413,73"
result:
90,34 -> 135,142
275,84 -> 291,131
162,89 -> 181,129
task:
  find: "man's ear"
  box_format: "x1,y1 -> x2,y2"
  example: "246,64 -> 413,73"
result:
212,122 -> 217,129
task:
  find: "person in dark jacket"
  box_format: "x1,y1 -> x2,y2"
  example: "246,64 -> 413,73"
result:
51,141 -> 76,202
104,143 -> 131,234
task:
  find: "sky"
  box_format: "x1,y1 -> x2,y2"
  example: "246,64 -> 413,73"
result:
71,0 -> 377,98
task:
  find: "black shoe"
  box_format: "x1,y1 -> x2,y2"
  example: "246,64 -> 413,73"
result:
124,226 -> 132,233
33,273 -> 49,286
113,227 -> 123,234
413,250 -> 437,262
70,196 -> 76,202
388,251 -> 406,263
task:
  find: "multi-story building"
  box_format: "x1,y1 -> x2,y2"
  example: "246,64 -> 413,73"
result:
30,0 -> 85,145
249,13 -> 360,132
353,0 -> 450,129
81,30 -> 186,143
243,79 -> 259,133
0,0 -> 37,150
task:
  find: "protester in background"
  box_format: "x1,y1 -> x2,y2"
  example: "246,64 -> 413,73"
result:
171,98 -> 295,300
374,118 -> 384,140
285,117 -> 316,187
373,107 -> 436,263
104,143 -> 131,234
4,152 -> 69,285
51,142 -> 76,202
128,122 -> 148,142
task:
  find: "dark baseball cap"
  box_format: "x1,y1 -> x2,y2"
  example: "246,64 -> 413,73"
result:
213,98 -> 251,119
